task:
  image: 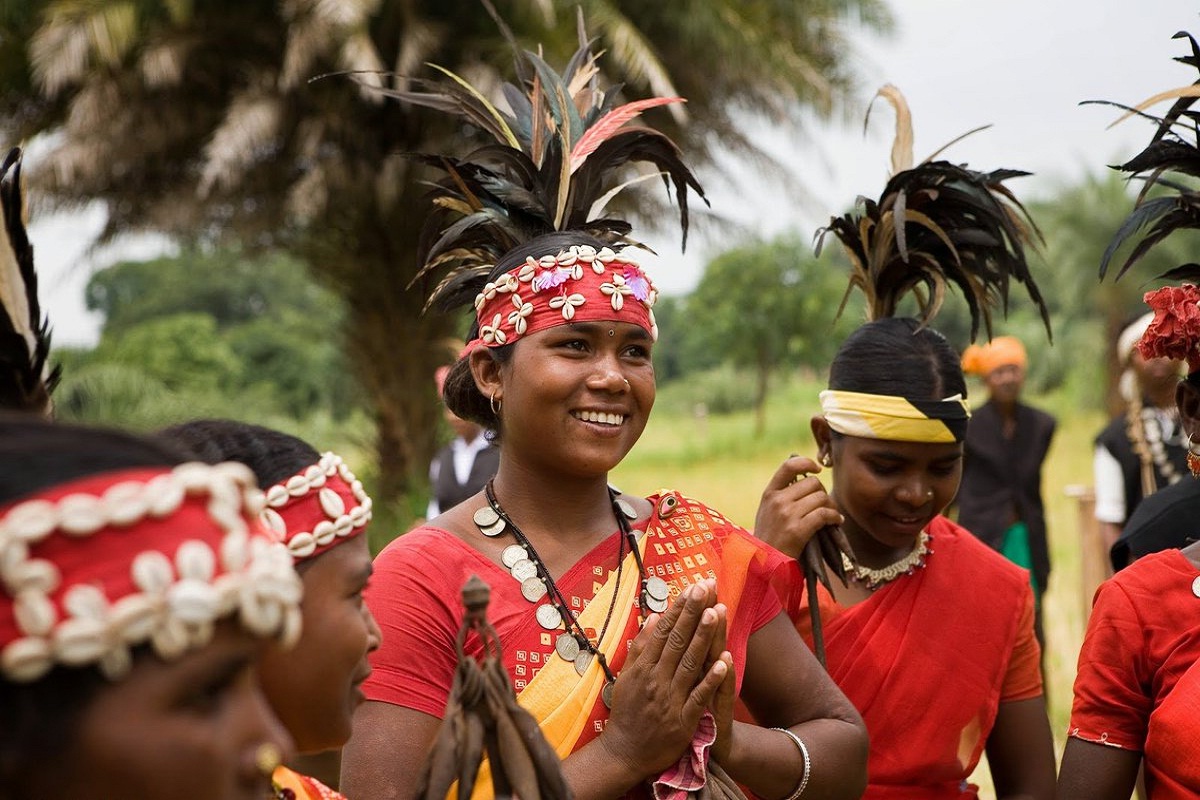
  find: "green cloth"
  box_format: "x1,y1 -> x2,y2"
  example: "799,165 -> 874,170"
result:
1000,520 -> 1041,608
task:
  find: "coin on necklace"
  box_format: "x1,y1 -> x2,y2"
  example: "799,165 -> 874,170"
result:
601,679 -> 615,708
521,577 -> 547,602
473,506 -> 500,528
501,544 -> 527,569
574,650 -> 593,676
615,498 -> 638,520
479,518 -> 506,537
536,604 -> 562,629
510,558 -> 539,583
555,632 -> 581,661
646,594 -> 668,614
644,576 -> 670,601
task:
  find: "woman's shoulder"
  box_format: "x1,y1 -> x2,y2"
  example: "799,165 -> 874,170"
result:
928,515 -> 1030,589
375,524 -> 479,570
1102,549 -> 1196,598
644,490 -> 753,538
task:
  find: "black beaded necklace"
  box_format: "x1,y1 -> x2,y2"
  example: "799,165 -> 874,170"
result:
476,479 -> 663,706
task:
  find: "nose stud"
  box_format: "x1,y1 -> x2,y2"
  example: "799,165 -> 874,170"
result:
254,742 -> 282,777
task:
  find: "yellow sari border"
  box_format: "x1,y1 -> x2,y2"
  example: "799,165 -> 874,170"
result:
819,389 -> 970,443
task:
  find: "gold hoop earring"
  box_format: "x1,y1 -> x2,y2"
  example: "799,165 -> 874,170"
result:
490,391 -> 502,417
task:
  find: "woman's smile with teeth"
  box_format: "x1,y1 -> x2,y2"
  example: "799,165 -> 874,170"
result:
573,410 -> 625,425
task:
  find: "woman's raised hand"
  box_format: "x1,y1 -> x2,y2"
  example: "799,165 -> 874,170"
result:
753,456 -> 843,558
599,578 -> 729,779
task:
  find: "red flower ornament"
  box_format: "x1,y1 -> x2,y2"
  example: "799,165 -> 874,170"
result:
1139,284 -> 1200,372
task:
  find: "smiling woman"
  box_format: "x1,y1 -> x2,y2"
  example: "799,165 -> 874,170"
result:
338,29 -> 868,800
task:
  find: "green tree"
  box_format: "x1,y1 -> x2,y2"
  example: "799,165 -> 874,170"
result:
1,0 -> 890,502
686,235 -> 862,434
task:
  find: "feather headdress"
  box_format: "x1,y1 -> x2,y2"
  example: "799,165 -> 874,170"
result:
0,147 -> 58,415
1095,31 -> 1200,283
377,23 -> 706,316
816,85 -> 1052,342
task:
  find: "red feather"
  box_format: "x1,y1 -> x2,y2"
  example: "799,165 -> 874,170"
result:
568,96 -> 684,174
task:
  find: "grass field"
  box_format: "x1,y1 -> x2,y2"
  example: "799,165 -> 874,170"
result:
610,372 -> 1106,796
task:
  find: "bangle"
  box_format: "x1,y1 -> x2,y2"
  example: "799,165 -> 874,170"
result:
771,727 -> 811,800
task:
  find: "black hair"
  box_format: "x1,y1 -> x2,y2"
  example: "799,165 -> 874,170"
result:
828,318 -> 968,400
157,419 -> 320,488
0,415 -> 187,796
441,231 -> 618,431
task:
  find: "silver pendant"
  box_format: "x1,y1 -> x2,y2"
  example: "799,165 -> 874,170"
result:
574,650 -> 593,676
1192,575 -> 1200,599
536,604 -> 562,630
501,544 -> 527,569
555,632 -> 581,662
473,506 -> 500,528
646,594 -> 668,614
601,679 -> 615,708
521,577 -> 547,602
616,498 -> 638,520
510,559 -> 538,583
644,576 -> 670,601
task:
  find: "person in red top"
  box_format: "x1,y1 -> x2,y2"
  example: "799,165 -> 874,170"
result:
752,87 -> 1056,800
340,31 -> 868,800
1059,36 -> 1200,798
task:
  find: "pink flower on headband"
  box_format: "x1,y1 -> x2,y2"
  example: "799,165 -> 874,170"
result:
533,266 -> 574,292
622,265 -> 652,303
1139,284 -> 1200,371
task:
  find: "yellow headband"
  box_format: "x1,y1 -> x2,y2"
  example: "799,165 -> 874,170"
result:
819,389 -> 971,443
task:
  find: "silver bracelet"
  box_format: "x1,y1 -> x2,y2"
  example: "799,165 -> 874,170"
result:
771,727 -> 811,800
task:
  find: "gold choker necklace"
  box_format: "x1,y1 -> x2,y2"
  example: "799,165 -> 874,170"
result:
841,532 -> 931,590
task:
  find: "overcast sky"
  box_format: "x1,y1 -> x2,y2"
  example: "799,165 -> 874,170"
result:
32,0 -> 1200,346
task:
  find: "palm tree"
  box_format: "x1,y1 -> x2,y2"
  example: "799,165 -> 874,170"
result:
0,0 -> 890,507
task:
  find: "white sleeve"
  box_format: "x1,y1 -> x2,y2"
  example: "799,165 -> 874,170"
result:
427,458 -> 441,519
1092,444 -> 1127,524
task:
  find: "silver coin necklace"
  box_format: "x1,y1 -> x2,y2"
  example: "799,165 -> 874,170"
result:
476,479 -> 651,707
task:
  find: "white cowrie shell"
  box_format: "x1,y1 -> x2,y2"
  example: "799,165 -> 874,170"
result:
168,580 -> 219,624
4,499 -> 58,542
9,557 -> 58,594
313,520 -> 336,545
2,637 -> 53,682
102,482 -> 148,527
175,541 -> 216,581
63,584 -> 107,619
319,488 -> 346,519
288,532 -> 317,559
173,463 -> 214,495
266,484 -> 290,508
333,515 -> 355,537
285,474 -> 309,497
58,494 -> 105,536
14,591 -> 56,636
132,551 -> 174,593
261,508 -> 287,538
53,617 -> 111,665
305,465 -> 325,487
145,475 -> 185,518
110,595 -> 160,643
212,461 -> 255,487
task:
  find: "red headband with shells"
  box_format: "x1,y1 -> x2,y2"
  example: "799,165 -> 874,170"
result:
259,453 -> 372,562
467,245 -> 658,352
0,463 -> 302,683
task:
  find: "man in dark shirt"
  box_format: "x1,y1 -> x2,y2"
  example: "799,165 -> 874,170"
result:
959,336 -> 1056,648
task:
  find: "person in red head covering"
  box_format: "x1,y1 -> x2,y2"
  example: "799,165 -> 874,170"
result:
0,417 -> 301,799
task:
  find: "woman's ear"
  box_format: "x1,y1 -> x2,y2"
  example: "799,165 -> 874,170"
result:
1177,379 -> 1200,440
811,415 -> 833,463
470,347 -> 504,404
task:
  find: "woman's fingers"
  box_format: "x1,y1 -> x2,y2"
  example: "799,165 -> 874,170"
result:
670,605 -> 721,695
636,582 -> 698,665
686,654 -> 730,717
657,581 -> 716,675
761,456 -> 822,493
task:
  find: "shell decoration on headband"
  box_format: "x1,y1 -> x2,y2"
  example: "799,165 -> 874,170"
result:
815,85 -> 1052,344
258,452 -> 373,562
0,462 -> 302,683
1091,31 -> 1200,372
361,18 -> 705,338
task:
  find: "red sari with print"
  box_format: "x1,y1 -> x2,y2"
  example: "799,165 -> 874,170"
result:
362,492 -> 782,794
